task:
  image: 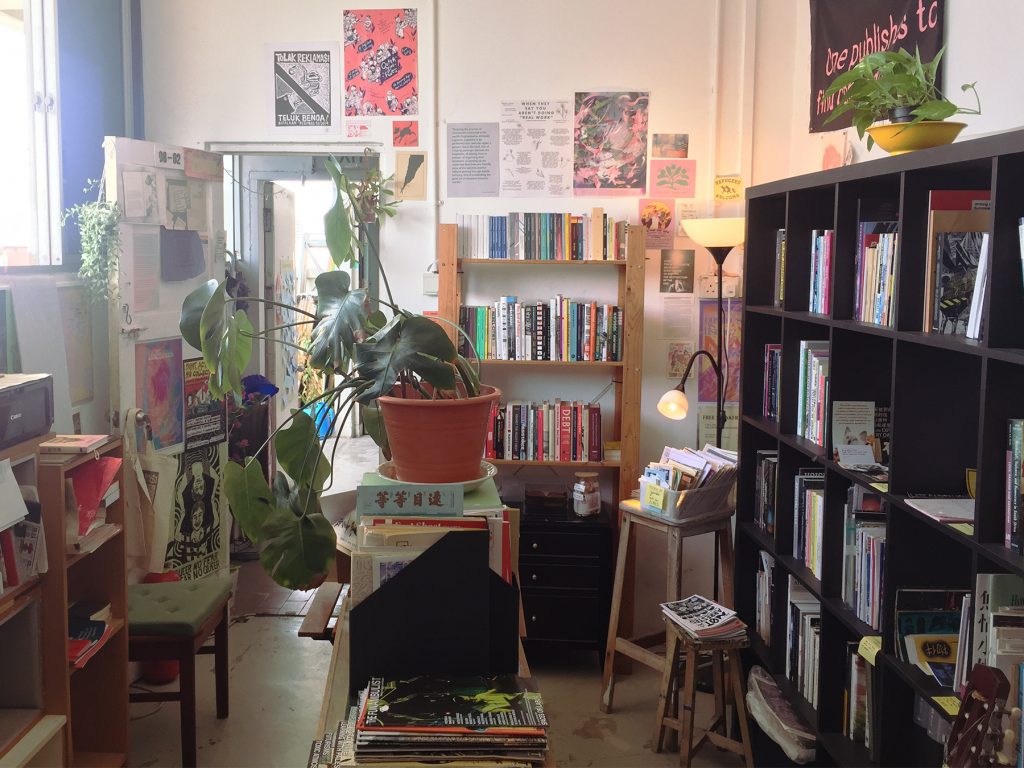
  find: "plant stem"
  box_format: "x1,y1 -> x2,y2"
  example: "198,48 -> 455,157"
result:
234,296 -> 317,319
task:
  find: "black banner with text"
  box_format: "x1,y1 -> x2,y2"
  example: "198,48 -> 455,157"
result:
810,0 -> 945,133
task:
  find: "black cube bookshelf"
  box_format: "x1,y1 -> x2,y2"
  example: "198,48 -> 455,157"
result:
737,128 -> 1024,767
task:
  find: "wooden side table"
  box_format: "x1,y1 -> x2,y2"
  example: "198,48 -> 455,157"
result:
599,499 -> 735,713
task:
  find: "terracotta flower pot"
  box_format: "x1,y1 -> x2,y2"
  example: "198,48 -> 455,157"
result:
377,385 -> 502,483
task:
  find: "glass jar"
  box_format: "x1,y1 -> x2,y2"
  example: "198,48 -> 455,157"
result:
573,472 -> 600,517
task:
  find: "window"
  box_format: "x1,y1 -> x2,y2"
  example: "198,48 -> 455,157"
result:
0,0 -> 61,267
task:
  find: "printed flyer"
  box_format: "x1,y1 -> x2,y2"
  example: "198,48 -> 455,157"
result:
270,44 -> 339,131
499,99 -> 572,197
573,91 -> 649,196
343,9 -> 419,116
183,358 -> 227,451
134,338 -> 184,451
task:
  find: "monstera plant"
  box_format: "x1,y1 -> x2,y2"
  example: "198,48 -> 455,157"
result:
180,157 -> 492,589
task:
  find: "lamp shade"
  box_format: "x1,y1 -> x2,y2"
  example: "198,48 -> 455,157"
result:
682,217 -> 746,249
657,388 -> 689,420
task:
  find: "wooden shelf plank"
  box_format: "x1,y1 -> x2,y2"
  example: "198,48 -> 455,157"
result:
777,556 -> 824,602
895,331 -> 985,357
0,708 -> 44,760
743,304 -> 787,318
65,524 -> 124,569
830,318 -> 896,338
490,459 -> 620,469
460,258 -> 626,267
476,359 -> 624,367
879,653 -> 955,722
737,519 -> 776,555
0,576 -> 41,614
822,597 -> 876,639
817,731 -> 875,768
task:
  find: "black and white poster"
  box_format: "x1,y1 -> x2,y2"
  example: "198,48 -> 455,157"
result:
164,444 -> 228,580
809,0 -> 944,132
269,43 -> 340,132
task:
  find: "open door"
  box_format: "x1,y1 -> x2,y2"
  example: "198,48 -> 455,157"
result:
103,136 -> 229,581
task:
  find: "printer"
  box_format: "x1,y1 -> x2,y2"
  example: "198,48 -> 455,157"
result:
0,374 -> 54,451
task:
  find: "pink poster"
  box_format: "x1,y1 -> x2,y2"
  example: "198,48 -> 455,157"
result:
698,298 -> 742,404
343,9 -> 419,116
650,158 -> 696,198
573,91 -> 649,197
639,198 -> 674,249
135,338 -> 184,451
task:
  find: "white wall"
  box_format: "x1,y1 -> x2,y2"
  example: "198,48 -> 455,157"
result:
750,0 -> 1024,184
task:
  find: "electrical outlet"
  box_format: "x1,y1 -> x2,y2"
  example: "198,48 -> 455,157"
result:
423,272 -> 439,296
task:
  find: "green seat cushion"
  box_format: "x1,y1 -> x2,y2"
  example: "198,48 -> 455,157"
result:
128,575 -> 232,637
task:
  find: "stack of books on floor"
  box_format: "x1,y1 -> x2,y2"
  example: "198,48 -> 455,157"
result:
660,594 -> 747,641
309,675 -> 549,767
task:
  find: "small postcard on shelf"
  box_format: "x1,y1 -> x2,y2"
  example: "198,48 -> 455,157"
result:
836,443 -> 877,465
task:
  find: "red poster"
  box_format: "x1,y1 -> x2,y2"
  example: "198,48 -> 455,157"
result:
343,9 -> 419,116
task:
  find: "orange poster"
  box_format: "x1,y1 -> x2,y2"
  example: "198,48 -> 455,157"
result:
343,9 -> 419,116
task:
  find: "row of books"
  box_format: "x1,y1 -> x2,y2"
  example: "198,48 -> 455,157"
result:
807,229 -> 834,315
753,450 -> 778,536
456,209 -> 629,261
1007,418 -> 1024,553
484,400 -> 602,464
763,344 -> 782,423
793,469 -> 825,581
854,224 -> 898,326
661,594 -> 747,641
309,675 -> 549,767
796,340 -> 829,445
458,299 -> 624,363
787,576 -> 821,709
756,551 -> 775,648
840,486 -> 886,631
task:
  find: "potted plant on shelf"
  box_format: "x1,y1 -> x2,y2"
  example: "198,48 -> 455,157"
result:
179,157 -> 497,589
824,46 -> 980,154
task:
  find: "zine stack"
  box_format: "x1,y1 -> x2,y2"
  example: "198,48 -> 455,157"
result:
641,444 -> 738,495
661,594 -> 748,642
308,675 -> 549,768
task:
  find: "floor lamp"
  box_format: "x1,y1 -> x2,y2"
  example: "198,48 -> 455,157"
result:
658,216 -> 745,600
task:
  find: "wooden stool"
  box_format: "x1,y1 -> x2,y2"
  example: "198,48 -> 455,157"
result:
600,499 -> 735,713
655,622 -> 753,767
127,575 -> 232,767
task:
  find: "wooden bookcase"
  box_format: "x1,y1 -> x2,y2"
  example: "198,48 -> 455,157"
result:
736,128 -> 1024,767
37,438 -> 128,767
436,223 -> 646,503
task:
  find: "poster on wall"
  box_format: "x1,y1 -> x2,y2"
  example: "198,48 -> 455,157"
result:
639,199 -> 674,249
697,298 -> 742,403
134,338 -> 184,451
164,443 -> 228,581
698,403 -> 738,451
573,91 -> 649,196
660,249 -> 695,293
57,284 -> 93,405
343,9 -> 419,116
269,44 -> 339,131
652,133 -> 689,158
667,341 -> 694,379
395,151 -> 428,201
447,123 -> 499,198
650,158 -> 696,199
183,358 -> 226,451
809,0 -> 944,132
499,99 -> 572,198
393,120 -> 419,147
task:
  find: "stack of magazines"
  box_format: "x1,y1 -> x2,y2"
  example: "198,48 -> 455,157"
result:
661,594 -> 748,641
309,675 -> 549,767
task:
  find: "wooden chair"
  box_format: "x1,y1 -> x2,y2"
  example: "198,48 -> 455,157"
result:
654,621 -> 753,767
127,575 -> 232,767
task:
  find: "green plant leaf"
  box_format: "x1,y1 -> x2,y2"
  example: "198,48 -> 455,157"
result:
325,193 -> 355,267
360,401 -> 390,457
223,460 -> 334,589
308,270 -> 369,370
197,282 -> 254,398
913,100 -> 958,121
354,315 -> 459,403
180,279 -> 218,351
275,409 -> 331,492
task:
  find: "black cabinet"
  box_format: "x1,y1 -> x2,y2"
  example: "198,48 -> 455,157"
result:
518,506 -> 612,654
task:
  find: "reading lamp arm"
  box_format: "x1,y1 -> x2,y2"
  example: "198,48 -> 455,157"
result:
671,349 -> 722,392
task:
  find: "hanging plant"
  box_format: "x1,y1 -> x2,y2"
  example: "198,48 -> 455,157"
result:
62,178 -> 121,300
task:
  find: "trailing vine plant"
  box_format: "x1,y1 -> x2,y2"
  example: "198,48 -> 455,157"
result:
62,178 -> 122,300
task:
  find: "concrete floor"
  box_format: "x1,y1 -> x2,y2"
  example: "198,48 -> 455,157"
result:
128,620 -> 745,767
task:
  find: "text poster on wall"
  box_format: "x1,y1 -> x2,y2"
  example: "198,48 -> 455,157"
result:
499,100 -> 572,197
809,0 -> 944,132
448,123 -> 499,197
573,91 -> 649,196
343,9 -> 419,116
268,43 -> 340,132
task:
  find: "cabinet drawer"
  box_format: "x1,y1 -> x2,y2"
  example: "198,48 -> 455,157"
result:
520,530 -> 599,558
520,562 -> 599,590
522,593 -> 599,642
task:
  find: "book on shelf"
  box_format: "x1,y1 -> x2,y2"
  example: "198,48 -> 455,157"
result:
792,468 -> 825,578
786,576 -> 820,708
754,449 -> 778,536
763,344 -> 782,422
1008,419 -> 1024,553
853,213 -> 899,327
773,228 -> 786,308
807,229 -> 834,315
487,399 -> 601,463
796,340 -> 829,445
843,641 -> 872,749
65,456 -> 121,547
456,209 -> 628,261
965,233 -> 991,340
921,189 -> 991,334
903,497 -> 974,525
756,550 -> 775,647
38,434 -> 109,454
893,587 -> 968,687
459,297 -> 623,363
660,594 -> 747,641
841,486 -> 886,630
68,614 -> 114,669
68,600 -> 112,624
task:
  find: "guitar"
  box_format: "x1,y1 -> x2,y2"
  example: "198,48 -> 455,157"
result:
945,664 -> 1020,767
